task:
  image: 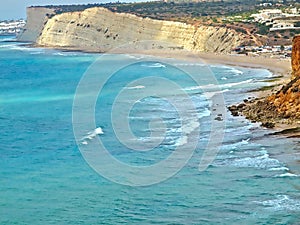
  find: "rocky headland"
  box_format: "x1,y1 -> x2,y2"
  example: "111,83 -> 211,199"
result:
18,6 -> 243,53
229,35 -> 300,130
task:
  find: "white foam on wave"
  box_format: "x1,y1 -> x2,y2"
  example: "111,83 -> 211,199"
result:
125,85 -> 145,90
172,62 -> 206,67
268,166 -> 289,171
199,107 -> 211,118
126,54 -> 144,60
52,52 -> 82,56
230,151 -> 281,169
0,44 -> 19,48
0,37 -> 16,42
30,52 -> 44,55
229,67 -> 244,75
53,52 -> 66,56
256,195 -> 300,211
10,45 -> 34,51
80,127 -> 104,145
204,89 -> 229,99
173,118 -> 200,147
141,62 -> 166,68
275,173 -> 298,178
184,79 -> 253,92
209,65 -> 244,75
221,79 -> 254,88
221,138 -> 251,152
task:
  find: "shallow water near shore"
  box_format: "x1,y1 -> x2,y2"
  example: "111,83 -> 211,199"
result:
1,36 -> 300,224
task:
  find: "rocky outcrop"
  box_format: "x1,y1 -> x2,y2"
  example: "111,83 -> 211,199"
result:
292,36 -> 300,79
20,7 -> 242,53
229,35 -> 300,127
17,7 -> 55,42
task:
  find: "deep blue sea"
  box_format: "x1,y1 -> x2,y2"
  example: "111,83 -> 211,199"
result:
1,35 -> 300,224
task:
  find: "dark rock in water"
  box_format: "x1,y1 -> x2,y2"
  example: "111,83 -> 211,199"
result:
228,105 -> 239,116
228,105 -> 237,111
261,122 -> 275,128
237,103 -> 246,109
231,111 -> 239,116
214,116 -> 223,121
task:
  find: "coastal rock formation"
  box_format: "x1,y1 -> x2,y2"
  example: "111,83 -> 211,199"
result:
20,7 -> 242,53
229,35 -> 300,127
18,7 -> 55,42
292,35 -> 300,79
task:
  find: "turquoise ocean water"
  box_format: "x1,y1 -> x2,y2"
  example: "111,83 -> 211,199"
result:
1,35 -> 300,224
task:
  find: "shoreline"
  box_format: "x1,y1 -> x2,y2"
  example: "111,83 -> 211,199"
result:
113,48 -> 298,133
32,44 -> 292,78
28,43 -> 299,132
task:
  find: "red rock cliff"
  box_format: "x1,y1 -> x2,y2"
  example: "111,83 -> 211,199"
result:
264,36 -> 300,120
292,35 -> 300,79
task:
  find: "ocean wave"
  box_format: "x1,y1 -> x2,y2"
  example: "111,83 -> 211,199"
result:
52,52 -> 83,57
0,43 -> 19,48
209,65 -> 244,75
0,37 -> 17,42
229,151 -> 281,169
229,68 -> 244,75
141,62 -> 166,68
172,62 -> 206,67
80,127 -> 104,145
172,118 -> 200,147
256,195 -> 300,211
125,85 -> 145,90
183,79 -> 253,92
268,166 -> 289,171
125,54 -> 144,60
275,172 -> 298,178
30,52 -> 44,55
225,124 -> 253,135
220,138 -> 251,152
10,45 -> 33,51
203,89 -> 229,99
199,107 -> 211,118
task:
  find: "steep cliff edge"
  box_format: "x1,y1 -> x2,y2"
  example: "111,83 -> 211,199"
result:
229,36 -> 300,127
17,7 -> 55,42
292,36 -> 300,79
29,7 -> 242,53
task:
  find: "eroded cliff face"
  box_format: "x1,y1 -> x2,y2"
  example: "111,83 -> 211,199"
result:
266,36 -> 300,120
18,7 -> 55,42
35,7 -> 242,53
292,36 -> 300,79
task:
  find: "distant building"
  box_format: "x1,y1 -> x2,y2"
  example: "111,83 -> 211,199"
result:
0,20 -> 26,35
251,9 -> 283,23
270,21 -> 297,31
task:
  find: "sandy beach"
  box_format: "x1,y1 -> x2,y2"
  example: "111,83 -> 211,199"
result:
112,47 -> 292,78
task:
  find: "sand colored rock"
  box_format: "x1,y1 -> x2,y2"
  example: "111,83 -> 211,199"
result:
35,7 -> 242,53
